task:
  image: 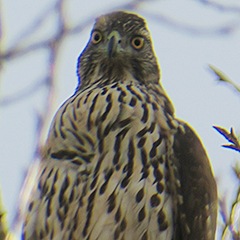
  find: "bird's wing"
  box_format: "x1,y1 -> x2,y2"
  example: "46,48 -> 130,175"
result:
172,121 -> 218,240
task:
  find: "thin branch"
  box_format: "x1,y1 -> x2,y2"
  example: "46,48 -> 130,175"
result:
8,3 -> 55,48
0,77 -> 47,107
198,0 -> 240,14
213,126 -> 240,152
219,196 -> 229,238
0,41 -> 50,60
219,164 -> 240,239
209,65 -> 240,93
142,10 -> 240,36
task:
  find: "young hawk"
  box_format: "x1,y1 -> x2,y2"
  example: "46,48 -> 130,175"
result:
21,11 -> 217,240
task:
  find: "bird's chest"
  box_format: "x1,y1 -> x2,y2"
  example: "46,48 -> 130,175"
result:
47,82 -> 177,240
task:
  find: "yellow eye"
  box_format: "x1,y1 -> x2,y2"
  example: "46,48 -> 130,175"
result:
91,31 -> 102,44
131,37 -> 144,49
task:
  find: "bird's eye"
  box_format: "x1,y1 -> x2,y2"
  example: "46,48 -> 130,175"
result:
131,37 -> 144,49
91,31 -> 102,44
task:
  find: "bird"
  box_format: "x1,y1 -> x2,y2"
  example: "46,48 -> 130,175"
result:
20,11 -> 217,240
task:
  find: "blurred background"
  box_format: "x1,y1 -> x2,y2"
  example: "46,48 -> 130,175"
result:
0,0 -> 240,239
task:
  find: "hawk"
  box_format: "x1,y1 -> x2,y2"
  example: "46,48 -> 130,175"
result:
21,11 -> 217,240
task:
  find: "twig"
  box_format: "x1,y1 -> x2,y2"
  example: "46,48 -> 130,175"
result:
213,126 -> 240,152
209,65 -> 240,93
198,0 -> 240,14
142,11 -> 239,36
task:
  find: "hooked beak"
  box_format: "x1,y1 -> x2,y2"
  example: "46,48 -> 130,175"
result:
107,31 -> 121,58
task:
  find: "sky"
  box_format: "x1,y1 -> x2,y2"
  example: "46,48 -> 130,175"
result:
0,0 -> 240,238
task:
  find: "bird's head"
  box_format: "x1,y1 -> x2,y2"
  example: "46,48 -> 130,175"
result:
77,11 -> 160,90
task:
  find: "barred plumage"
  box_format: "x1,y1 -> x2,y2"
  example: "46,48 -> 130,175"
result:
20,11 -> 217,240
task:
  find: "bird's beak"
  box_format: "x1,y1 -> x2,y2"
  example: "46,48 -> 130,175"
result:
107,31 -> 121,58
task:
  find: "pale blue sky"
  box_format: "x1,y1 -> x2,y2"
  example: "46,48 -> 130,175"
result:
0,0 -> 240,238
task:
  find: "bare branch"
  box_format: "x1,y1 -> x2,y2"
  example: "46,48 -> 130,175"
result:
142,10 -> 240,36
197,0 -> 240,14
0,41 -> 50,60
8,3 -> 55,48
0,77 -> 47,107
209,65 -> 240,93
